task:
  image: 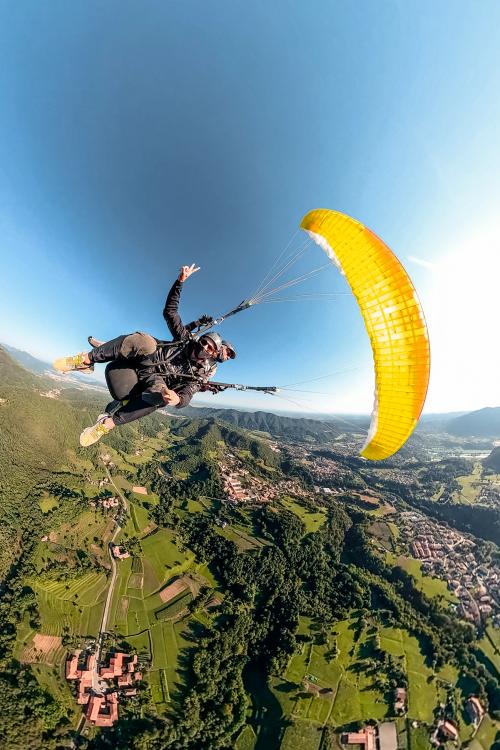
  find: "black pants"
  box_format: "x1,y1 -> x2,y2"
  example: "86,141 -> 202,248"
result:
89,333 -> 161,426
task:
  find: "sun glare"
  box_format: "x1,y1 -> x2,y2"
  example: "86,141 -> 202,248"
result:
424,227 -> 500,412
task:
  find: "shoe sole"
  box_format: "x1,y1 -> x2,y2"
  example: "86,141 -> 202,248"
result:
53,357 -> 94,374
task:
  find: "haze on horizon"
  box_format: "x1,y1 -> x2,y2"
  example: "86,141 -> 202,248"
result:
1,1 -> 500,415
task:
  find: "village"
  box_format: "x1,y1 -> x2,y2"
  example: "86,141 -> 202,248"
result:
399,511 -> 500,626
66,648 -> 143,727
218,450 -> 309,503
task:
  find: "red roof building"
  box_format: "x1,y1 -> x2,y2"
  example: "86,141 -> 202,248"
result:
67,650 -> 141,724
86,692 -> 119,727
99,652 -> 125,678
66,650 -> 82,680
440,721 -> 459,741
118,672 -> 133,687
344,727 -> 376,750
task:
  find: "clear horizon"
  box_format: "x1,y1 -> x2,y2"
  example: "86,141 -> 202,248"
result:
1,339 -> 492,419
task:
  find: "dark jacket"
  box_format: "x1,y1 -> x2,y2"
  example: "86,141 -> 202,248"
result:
137,281 -> 217,408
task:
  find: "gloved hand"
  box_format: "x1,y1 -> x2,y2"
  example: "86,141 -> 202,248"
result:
197,314 -> 214,327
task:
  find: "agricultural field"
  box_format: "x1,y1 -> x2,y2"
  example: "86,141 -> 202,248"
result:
28,571 -> 108,637
281,616 -> 388,727
280,496 -> 327,534
235,724 -> 257,750
51,510 -> 116,553
468,715 -> 500,750
129,500 -> 151,534
280,719 -> 323,750
155,591 -> 193,621
276,614 -> 460,733
215,524 -> 266,551
478,624 -> 500,676
379,626 -> 457,723
140,528 -> 195,595
147,618 -> 195,709
386,553 -> 458,604
368,520 -> 396,551
453,462 -> 483,504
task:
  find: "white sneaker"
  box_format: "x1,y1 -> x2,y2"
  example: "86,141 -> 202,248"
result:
80,414 -> 112,447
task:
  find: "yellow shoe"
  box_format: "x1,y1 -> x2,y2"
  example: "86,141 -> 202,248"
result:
80,415 -> 112,447
53,352 -> 94,373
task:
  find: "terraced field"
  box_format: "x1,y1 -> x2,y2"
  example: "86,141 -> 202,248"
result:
105,511 -> 202,711
30,571 -> 108,637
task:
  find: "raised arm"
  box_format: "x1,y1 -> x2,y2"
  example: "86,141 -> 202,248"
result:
162,263 -> 200,340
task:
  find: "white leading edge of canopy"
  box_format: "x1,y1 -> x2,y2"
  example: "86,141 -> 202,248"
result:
305,228 -> 378,456
304,230 -> 346,276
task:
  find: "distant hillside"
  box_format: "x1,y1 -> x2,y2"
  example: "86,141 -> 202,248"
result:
447,407 -> 500,437
416,412 -> 468,434
1,342 -> 53,374
166,405 -> 353,442
1,342 -> 106,391
483,445 -> 500,472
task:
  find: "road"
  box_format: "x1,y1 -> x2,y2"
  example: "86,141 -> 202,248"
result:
95,466 -> 129,663
75,461 -> 130,738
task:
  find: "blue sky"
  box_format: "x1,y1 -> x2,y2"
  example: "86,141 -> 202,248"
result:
1,1 -> 500,414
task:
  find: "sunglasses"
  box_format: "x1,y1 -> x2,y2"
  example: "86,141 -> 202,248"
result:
201,339 -> 217,354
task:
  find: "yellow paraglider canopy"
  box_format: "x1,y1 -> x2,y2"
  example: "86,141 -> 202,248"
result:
300,209 -> 430,460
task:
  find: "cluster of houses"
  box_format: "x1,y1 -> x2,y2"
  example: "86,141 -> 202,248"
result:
100,453 -> 116,469
90,495 -> 120,510
84,475 -> 112,489
304,454 -> 345,483
223,471 -> 253,502
431,695 -> 485,745
478,482 -> 500,506
219,452 -> 307,504
66,650 -> 142,727
399,511 -> 499,625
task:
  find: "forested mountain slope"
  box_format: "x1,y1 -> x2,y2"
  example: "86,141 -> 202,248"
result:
0,347 -> 162,579
447,407 -> 500,437
167,405 -> 354,441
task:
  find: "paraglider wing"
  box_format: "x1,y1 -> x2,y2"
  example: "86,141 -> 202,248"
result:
300,209 -> 430,460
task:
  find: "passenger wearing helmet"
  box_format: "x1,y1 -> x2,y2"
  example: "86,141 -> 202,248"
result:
54,264 -> 230,446
217,340 -> 237,362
